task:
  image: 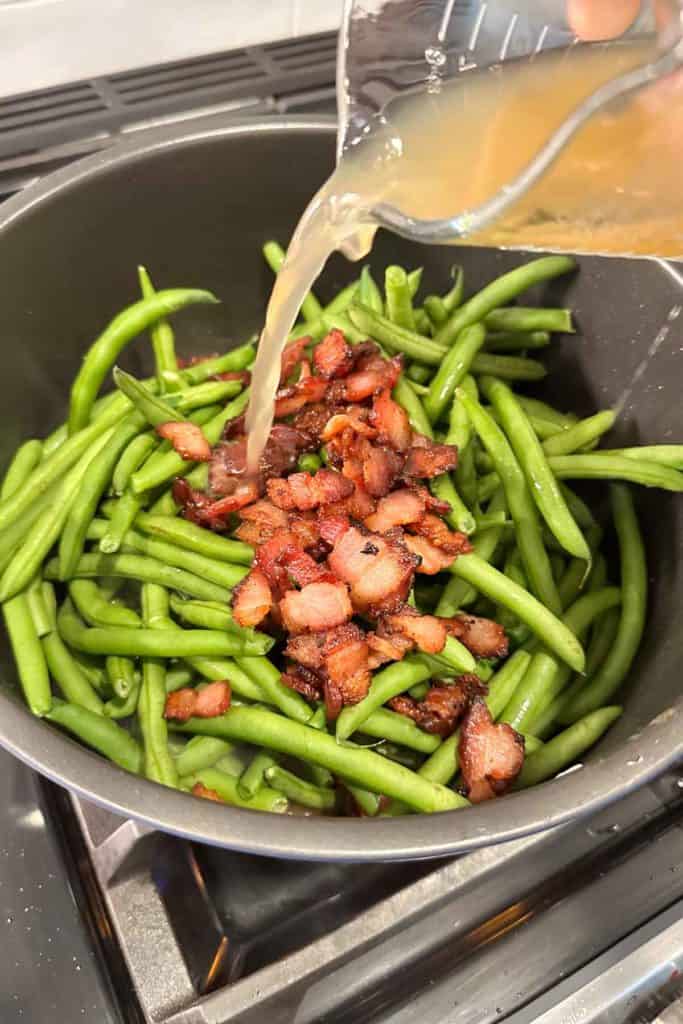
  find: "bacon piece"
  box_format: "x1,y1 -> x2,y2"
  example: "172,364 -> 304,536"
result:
459,700 -> 524,802
173,477 -> 258,528
280,580 -> 353,634
232,568 -> 273,627
366,629 -> 414,668
389,675 -> 487,737
164,681 -> 231,722
274,375 -> 327,418
156,421 -> 211,462
371,389 -> 412,451
281,547 -> 328,588
342,354 -> 403,402
361,442 -> 404,498
208,438 -> 247,495
328,526 -> 417,614
192,782 -> 223,802
364,488 -> 426,532
172,478 -> 214,525
313,329 -> 354,379
411,514 -> 472,556
281,665 -> 322,702
289,513 -> 321,551
383,607 -> 447,654
321,408 -> 377,442
214,369 -> 251,385
266,469 -> 354,512
254,530 -> 301,592
404,534 -> 456,574
404,439 -> 458,478
291,403 -> 336,444
324,678 -> 344,721
317,511 -> 350,548
286,623 -> 370,707
235,500 -> 289,546
280,335 -> 310,384
446,614 -> 509,659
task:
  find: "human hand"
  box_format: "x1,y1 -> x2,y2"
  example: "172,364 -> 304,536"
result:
567,0 -> 641,40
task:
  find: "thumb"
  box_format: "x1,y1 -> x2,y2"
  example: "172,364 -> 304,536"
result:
567,0 -> 641,40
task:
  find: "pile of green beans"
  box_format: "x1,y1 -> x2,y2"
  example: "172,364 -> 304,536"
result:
1,250 -> 680,822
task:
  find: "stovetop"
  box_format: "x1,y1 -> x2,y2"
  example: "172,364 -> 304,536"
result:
3,26 -> 683,1024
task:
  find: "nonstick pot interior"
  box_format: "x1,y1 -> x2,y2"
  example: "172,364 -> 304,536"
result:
0,117 -> 680,861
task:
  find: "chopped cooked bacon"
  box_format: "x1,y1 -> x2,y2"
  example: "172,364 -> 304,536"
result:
411,514 -> 472,556
366,629 -> 414,668
254,530 -> 301,591
339,354 -> 403,402
383,607 -> 447,654
172,477 -> 258,528
446,614 -> 509,659
328,526 -> 418,614
459,700 -> 524,802
280,579 -> 353,634
404,534 -> 457,574
208,438 -> 247,495
267,469 -> 354,512
365,488 -> 426,532
371,390 -> 412,451
192,783 -> 223,802
313,329 -> 354,379
286,623 -> 370,708
214,369 -> 251,386
235,500 -> 289,545
280,336 -> 310,384
281,665 -> 322,701
232,568 -> 273,627
389,675 -> 487,737
289,513 -> 321,551
324,678 -> 344,720
157,421 -> 212,462
172,478 -> 214,524
291,403 -> 335,443
321,408 -> 376,442
274,374 -> 327,418
361,442 -> 405,498
164,681 -> 231,722
281,547 -> 328,588
317,511 -> 350,548
404,439 -> 458,478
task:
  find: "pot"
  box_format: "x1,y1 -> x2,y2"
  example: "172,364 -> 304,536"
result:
0,117 -> 680,861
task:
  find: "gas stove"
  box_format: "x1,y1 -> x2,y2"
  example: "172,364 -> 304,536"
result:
2,25 -> 683,1024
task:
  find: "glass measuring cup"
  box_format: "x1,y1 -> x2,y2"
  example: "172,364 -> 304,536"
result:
337,0 -> 683,256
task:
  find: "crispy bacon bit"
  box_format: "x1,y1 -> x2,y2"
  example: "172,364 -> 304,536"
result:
267,469 -> 354,512
235,500 -> 289,546
192,782 -> 223,802
459,700 -> 525,802
371,390 -> 412,451
328,526 -> 418,614
208,438 -> 247,494
404,439 -> 458,479
291,403 -> 336,443
411,514 -> 473,556
389,675 -> 487,736
321,408 -> 376,442
281,665 -> 322,701
281,547 -> 328,588
365,488 -> 426,533
341,354 -> 403,402
280,336 -> 310,384
317,512 -> 351,548
361,442 -> 405,498
446,614 -> 509,659
324,678 -> 344,721
164,681 -> 231,722
383,607 -> 447,654
232,568 -> 273,627
404,534 -> 457,574
313,329 -> 354,379
280,580 -> 353,634
289,514 -> 321,551
274,374 -> 327,418
156,421 -> 212,462
285,623 -> 370,708
172,478 -> 213,523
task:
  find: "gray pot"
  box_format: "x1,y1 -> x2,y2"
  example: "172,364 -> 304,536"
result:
0,117 -> 680,861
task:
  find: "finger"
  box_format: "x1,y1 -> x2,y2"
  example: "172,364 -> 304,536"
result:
567,0 -> 641,40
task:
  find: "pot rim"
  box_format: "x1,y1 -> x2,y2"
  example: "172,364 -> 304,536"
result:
0,114 -> 680,861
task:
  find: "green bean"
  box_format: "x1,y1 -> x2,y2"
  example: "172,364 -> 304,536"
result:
445,373 -> 477,448
356,265 -> 383,312
235,656 -> 314,724
112,367 -> 184,429
297,452 -> 322,474
483,307 -> 574,334
106,655 -> 137,700
424,324 -> 486,424
1,440 -> 43,499
392,375 -> 434,438
342,782 -> 382,816
0,427 -> 115,602
430,474 -> 476,535
59,412 -> 145,578
579,445 -> 683,469
418,649 -> 531,785
541,410 -> 617,457
424,266 -> 464,326
423,295 -> 447,326
168,596 -> 272,655
320,311 -> 367,344
561,485 -> 646,722
264,764 -> 336,811
439,635 -> 477,673
357,707 -> 441,753
25,574 -> 52,637
385,266 -> 415,329
138,266 -> 181,391
3,591 -> 51,717
0,487 -> 56,577
263,240 -> 322,322
165,666 -> 194,694
104,676 -> 141,719
238,750 -> 278,798
112,433 -> 157,495
130,389 -> 249,494
179,345 -> 255,384
68,288 -> 218,434
484,330 -> 551,352
413,309 -> 432,335
183,766 -> 288,812
48,551 -> 231,603
457,386 -> 561,613
184,656 -> 264,703
547,454 -> 683,490
137,583 -> 177,787
450,554 -> 584,671
406,379 -> 429,397
41,619 -> 105,714
454,439 -> 478,511
433,256 -> 575,345
99,491 -> 143,555
336,660 -> 431,742
175,736 -> 237,777
501,587 -> 621,732
516,707 -> 622,788
148,489 -> 180,517
174,705 -> 466,813
489,406 -> 567,441
323,279 -> 359,315
348,306 -> 445,364
407,364 -> 432,384
86,519 -> 247,590
173,378 -> 243,412
584,605 -> 621,679
469,352 -> 546,381
46,700 -> 142,773
435,489 -> 507,615
116,512 -> 247,568
68,579 -> 141,628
